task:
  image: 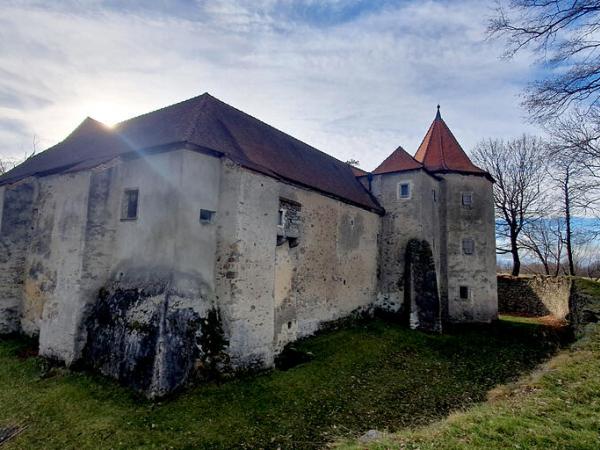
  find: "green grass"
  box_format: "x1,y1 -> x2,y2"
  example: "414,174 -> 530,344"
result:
0,317 -> 566,449
338,324 -> 600,450
575,277 -> 600,299
337,278 -> 600,450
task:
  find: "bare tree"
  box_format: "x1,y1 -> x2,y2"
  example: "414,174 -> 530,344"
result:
519,217 -> 564,275
473,135 -> 548,276
546,107 -> 600,176
0,135 -> 39,176
546,139 -> 600,274
489,1 -> 600,121
585,258 -> 600,280
0,158 -> 9,175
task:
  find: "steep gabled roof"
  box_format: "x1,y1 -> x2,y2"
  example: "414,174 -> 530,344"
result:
0,93 -> 382,213
372,145 -> 422,174
0,117 -> 133,185
414,107 -> 486,175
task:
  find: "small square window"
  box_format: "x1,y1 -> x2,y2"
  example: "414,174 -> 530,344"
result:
462,192 -> 473,206
121,189 -> 139,221
200,209 -> 215,224
459,286 -> 469,300
462,238 -> 475,255
398,182 -> 411,199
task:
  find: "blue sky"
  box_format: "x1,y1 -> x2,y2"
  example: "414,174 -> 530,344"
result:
0,0 -> 539,171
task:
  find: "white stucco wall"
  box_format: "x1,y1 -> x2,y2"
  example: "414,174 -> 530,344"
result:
110,149 -> 220,284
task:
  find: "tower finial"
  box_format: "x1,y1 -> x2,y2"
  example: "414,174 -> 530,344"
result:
436,104 -> 441,119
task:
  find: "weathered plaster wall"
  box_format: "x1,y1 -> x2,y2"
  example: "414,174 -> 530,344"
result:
440,174 -> 497,322
275,181 -> 379,350
370,170 -> 441,315
29,172 -> 91,363
0,181 -> 36,334
0,149 -> 222,371
79,149 -> 221,396
215,160 -> 278,369
215,160 -> 379,367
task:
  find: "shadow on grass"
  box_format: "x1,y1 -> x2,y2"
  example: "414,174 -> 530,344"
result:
0,317 -> 568,450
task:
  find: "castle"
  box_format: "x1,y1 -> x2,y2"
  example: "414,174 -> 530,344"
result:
0,94 -> 497,397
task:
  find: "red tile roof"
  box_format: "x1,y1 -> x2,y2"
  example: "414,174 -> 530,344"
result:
372,145 -> 422,174
413,108 -> 486,175
0,94 -> 383,213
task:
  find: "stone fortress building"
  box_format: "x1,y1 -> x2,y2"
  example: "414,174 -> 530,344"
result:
0,94 -> 497,396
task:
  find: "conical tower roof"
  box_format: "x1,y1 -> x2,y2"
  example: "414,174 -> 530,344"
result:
414,106 -> 486,174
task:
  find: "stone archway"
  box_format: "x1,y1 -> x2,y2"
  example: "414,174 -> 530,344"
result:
404,239 -> 442,333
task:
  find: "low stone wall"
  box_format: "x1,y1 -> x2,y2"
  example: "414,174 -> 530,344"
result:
497,275 -> 572,319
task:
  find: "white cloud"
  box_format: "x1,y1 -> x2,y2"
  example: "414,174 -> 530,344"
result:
0,0 -> 539,170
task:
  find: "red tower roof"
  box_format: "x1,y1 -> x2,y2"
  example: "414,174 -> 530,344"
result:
414,107 -> 485,174
372,145 -> 422,174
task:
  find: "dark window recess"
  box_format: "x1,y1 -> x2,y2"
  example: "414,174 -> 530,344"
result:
462,238 -> 475,255
462,192 -> 473,206
432,189 -> 437,202
399,183 -> 410,199
459,286 -> 469,299
200,209 -> 215,224
277,198 -> 301,247
121,189 -> 139,220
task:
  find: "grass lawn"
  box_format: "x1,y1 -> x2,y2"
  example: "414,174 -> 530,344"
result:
0,316 -> 566,449
337,278 -> 600,449
338,323 -> 600,450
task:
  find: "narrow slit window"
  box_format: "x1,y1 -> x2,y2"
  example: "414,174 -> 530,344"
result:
462,192 -> 473,207
432,189 -> 437,202
200,209 -> 215,224
278,209 -> 285,226
459,286 -> 469,300
121,189 -> 139,221
462,238 -> 475,255
398,182 -> 411,199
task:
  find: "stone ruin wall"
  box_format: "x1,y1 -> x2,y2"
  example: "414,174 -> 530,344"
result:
497,275 -> 572,319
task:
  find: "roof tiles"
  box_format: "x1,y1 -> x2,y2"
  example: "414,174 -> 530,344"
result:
413,108 -> 486,174
372,146 -> 422,174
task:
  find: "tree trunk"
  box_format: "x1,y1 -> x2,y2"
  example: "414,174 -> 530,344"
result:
564,170 -> 575,276
510,233 -> 521,276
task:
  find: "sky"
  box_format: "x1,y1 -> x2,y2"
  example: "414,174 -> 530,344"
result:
0,0 -> 540,171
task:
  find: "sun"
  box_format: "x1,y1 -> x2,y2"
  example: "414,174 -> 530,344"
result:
85,100 -> 139,127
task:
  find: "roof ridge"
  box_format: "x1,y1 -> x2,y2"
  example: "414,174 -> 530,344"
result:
438,118 -> 449,171
414,119 -> 435,162
182,93 -> 212,143
115,92 -> 213,129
